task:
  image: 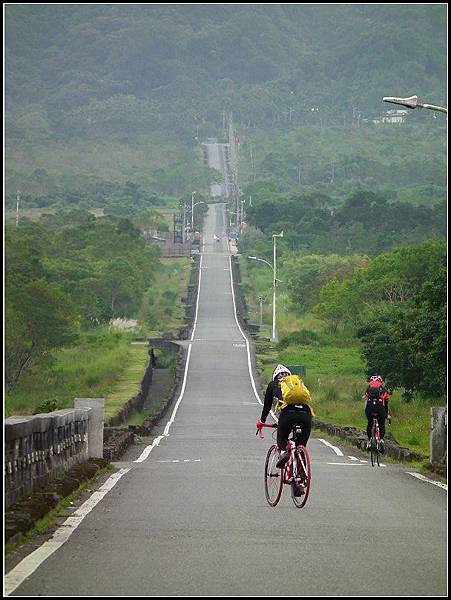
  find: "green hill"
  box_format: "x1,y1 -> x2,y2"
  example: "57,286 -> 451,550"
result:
5,5 -> 447,202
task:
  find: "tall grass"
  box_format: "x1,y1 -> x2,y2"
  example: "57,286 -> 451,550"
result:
139,257 -> 192,336
240,256 -> 441,459
5,329 -> 136,417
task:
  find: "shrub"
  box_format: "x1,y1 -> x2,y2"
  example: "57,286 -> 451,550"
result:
278,329 -> 320,349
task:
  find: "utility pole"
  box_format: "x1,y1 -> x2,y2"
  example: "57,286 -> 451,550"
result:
191,191 -> 196,231
16,190 -> 21,227
258,296 -> 263,331
272,231 -> 283,342
249,141 -> 255,181
182,201 -> 186,245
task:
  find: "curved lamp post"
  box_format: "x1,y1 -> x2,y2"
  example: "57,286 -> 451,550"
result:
248,230 -> 283,342
383,95 -> 447,114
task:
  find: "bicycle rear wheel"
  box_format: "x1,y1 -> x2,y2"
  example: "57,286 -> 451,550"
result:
370,443 -> 380,467
291,446 -> 311,508
264,445 -> 283,507
370,445 -> 376,467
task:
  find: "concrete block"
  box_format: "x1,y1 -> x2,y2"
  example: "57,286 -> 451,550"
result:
430,407 -> 447,464
74,399 -> 105,458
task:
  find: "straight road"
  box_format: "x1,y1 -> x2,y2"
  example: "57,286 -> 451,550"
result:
203,140 -> 230,198
6,204 -> 447,596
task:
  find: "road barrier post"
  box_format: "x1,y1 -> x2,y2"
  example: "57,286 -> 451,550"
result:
430,407 -> 447,465
74,398 -> 105,458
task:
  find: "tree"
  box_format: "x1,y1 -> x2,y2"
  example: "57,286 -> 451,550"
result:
5,280 -> 79,391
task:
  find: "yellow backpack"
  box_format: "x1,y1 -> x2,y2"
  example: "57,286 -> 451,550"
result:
277,374 -> 315,416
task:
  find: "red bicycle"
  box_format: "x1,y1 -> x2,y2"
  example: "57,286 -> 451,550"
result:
256,421 -> 312,508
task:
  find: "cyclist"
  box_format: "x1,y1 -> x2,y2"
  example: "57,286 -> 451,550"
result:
364,375 -> 391,452
257,364 -> 312,468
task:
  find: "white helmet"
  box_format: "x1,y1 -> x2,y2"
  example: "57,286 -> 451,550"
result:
273,364 -> 292,380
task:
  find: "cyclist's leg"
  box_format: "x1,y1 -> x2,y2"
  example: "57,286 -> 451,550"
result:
276,410 -> 292,467
294,411 -> 312,447
276,409 -> 291,451
365,403 -> 373,440
376,404 -> 386,439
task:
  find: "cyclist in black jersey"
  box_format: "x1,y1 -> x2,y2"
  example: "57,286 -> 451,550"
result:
259,364 -> 312,468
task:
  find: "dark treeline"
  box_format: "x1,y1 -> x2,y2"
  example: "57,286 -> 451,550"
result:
240,186 -> 446,401
5,4 -> 446,199
5,211 -> 159,391
241,189 -> 446,256
6,5 -> 446,136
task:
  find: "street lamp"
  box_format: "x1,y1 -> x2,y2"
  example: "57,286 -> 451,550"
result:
272,231 -> 283,342
191,200 -> 206,231
248,230 -> 284,342
191,191 -> 196,230
383,95 -> 447,114
240,198 -> 245,233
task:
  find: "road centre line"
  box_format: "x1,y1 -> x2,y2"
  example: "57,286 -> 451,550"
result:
327,462 -> 365,466
4,468 -> 131,596
407,472 -> 447,490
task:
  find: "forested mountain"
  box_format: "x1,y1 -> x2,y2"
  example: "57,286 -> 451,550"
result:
5,4 -> 447,201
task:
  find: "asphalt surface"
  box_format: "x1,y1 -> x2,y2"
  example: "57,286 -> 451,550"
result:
7,204 -> 447,596
203,141 -> 230,198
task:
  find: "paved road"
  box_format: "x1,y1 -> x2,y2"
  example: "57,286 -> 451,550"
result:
6,204 -> 447,596
203,140 -> 230,198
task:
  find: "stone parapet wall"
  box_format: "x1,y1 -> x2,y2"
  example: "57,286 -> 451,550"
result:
4,409 -> 91,510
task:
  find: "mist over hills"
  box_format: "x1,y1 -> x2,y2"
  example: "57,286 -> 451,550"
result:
5,4 -> 447,199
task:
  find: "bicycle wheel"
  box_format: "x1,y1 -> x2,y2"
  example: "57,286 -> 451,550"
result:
370,444 -> 376,467
291,446 -> 311,508
264,445 -> 283,507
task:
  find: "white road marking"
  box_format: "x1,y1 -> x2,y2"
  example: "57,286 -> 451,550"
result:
318,439 -> 344,456
359,460 -> 368,463
348,456 -> 359,461
327,462 -> 365,466
407,472 -> 447,490
228,256 -> 279,421
4,468 -> 131,596
135,254 -> 203,464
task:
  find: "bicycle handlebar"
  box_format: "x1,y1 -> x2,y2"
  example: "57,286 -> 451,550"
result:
255,420 -> 277,438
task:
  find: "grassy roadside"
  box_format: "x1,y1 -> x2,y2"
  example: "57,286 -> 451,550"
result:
239,256 -> 441,461
139,256 -> 193,338
5,256 -> 194,418
103,344 -> 149,422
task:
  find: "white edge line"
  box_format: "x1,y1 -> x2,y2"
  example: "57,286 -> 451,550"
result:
407,472 -> 447,491
190,254 -> 203,341
4,468 -> 131,596
228,255 -> 278,421
318,438 -> 344,456
134,254 -> 203,463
